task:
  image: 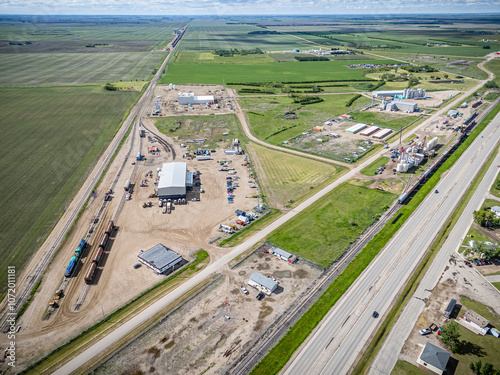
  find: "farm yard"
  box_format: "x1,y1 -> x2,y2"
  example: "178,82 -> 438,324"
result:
0,52 -> 166,86
0,86 -> 139,293
269,182 -> 396,267
246,142 -> 345,209
240,94 -> 372,145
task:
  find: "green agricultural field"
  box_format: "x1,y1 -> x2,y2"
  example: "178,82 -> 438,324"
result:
154,114 -> 243,150
162,59 -> 395,85
0,86 -> 139,294
360,157 -> 390,176
178,21 -> 326,52
247,142 -> 345,208
269,183 -> 396,267
174,51 -> 277,65
241,94 -> 371,145
0,52 -> 167,86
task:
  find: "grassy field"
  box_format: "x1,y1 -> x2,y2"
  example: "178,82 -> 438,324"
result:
484,59 -> 500,87
269,182 -> 396,267
246,142 -> 345,208
154,114 -> 243,150
491,170 -> 500,199
391,360 -> 427,375
174,51 -> 277,65
162,59 -> 394,85
241,95 -> 371,145
360,157 -> 390,176
0,86 -> 139,294
0,52 -> 166,86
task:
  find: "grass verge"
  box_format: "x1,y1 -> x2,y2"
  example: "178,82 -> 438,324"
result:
20,250 -> 209,375
250,99 -> 500,375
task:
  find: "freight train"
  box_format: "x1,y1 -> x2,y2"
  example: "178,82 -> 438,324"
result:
84,221 -> 114,284
398,114 -> 478,204
65,238 -> 86,278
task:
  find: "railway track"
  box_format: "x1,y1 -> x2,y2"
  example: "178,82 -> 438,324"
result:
225,202 -> 401,375
141,121 -> 176,160
0,26 -> 183,330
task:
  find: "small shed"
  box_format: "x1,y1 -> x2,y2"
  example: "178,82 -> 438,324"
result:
416,343 -> 450,375
271,247 -> 297,263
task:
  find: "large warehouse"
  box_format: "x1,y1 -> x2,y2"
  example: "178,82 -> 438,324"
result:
178,92 -> 215,105
373,88 -> 426,99
158,162 -> 194,199
138,244 -> 183,274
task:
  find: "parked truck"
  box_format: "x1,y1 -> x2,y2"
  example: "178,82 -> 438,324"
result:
166,201 -> 172,214
235,210 -> 246,216
124,179 -> 131,191
238,215 -> 249,224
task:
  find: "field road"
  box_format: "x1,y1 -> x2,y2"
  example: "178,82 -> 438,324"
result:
369,126 -> 500,373
0,29 -> 185,328
281,68 -> 499,374
52,55 -> 495,373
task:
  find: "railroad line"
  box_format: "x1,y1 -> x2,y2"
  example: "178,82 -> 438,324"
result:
225,202 -> 400,375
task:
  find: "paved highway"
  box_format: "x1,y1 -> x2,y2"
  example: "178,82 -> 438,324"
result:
52,55 -> 495,374
282,106 -> 500,375
370,118 -> 500,374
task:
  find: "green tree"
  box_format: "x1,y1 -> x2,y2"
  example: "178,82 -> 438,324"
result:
470,360 -> 482,375
440,321 -> 461,353
483,363 -> 494,375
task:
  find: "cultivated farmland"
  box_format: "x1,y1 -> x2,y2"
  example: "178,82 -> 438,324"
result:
269,182 -> 396,267
0,52 -> 166,86
0,86 -> 139,293
247,142 -> 344,209
163,59 -> 395,85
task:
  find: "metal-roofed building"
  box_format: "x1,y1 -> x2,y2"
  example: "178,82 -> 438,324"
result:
248,272 -> 278,295
271,247 -> 298,263
416,343 -> 450,375
345,123 -> 367,134
138,244 -> 183,274
373,128 -> 392,139
178,92 -> 215,105
359,125 -> 380,136
158,162 -> 188,198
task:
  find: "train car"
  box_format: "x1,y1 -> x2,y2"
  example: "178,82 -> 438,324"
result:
93,247 -> 104,264
84,262 -> 98,284
74,239 -> 86,258
105,221 -> 114,235
100,233 -> 109,249
65,256 -> 78,278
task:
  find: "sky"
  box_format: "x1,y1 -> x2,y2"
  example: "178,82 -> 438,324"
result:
1,0 -> 500,15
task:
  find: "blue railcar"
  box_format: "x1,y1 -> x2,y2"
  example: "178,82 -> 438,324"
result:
65,256 -> 78,278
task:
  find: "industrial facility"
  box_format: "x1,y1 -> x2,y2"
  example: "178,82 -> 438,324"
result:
379,99 -> 419,113
178,92 -> 215,105
138,244 -> 183,274
157,162 -> 194,199
373,88 -> 426,99
248,272 -> 278,295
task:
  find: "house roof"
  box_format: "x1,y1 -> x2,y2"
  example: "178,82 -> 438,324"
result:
419,343 -> 450,371
250,272 -> 278,291
272,247 -> 292,259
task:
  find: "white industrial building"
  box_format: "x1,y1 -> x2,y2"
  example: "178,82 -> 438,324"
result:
345,123 -> 367,134
271,247 -> 298,263
157,162 -> 194,198
138,244 -> 183,274
373,88 -> 426,99
380,99 -> 418,113
248,272 -> 278,295
178,92 -> 215,105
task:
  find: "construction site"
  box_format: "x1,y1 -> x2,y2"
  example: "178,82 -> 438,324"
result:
94,246 -> 321,375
